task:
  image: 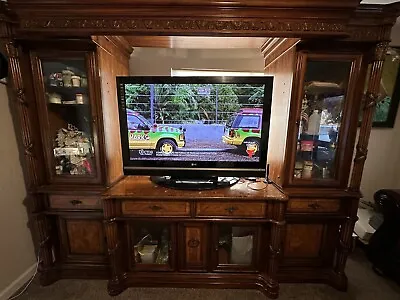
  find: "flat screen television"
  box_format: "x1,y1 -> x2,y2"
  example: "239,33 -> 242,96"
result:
117,76 -> 273,189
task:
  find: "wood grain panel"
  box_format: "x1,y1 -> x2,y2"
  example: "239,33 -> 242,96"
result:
49,195 -> 101,210
94,36 -> 131,186
264,42 -> 296,187
179,223 -> 208,271
287,199 -> 340,213
66,219 -> 105,255
122,201 -> 190,217
105,177 -> 287,201
283,224 -> 323,258
196,202 -> 265,218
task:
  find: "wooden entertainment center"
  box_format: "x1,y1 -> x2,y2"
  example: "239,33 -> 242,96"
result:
1,0 -> 399,298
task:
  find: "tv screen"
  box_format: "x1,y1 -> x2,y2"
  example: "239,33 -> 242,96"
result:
117,76 -> 273,177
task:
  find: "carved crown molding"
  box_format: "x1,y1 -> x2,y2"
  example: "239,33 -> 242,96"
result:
20,18 -> 346,36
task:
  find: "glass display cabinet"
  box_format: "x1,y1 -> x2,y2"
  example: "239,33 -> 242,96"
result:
31,52 -> 102,184
289,53 -> 362,186
130,221 -> 174,271
213,224 -> 259,271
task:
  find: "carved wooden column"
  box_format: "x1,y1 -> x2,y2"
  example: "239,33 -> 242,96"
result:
0,3 -> 55,285
103,198 -> 126,296
264,200 -> 286,299
349,42 -> 389,191
330,198 -> 359,290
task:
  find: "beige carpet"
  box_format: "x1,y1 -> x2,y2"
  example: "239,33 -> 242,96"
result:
16,248 -> 400,300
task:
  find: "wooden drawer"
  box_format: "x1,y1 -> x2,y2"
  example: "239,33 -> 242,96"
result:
287,199 -> 341,213
49,195 -> 101,210
122,201 -> 190,217
196,202 -> 265,218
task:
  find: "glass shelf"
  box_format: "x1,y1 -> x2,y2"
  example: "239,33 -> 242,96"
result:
39,58 -> 96,178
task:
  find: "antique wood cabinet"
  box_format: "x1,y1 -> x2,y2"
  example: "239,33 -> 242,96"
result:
103,177 -> 287,298
1,0 -> 399,299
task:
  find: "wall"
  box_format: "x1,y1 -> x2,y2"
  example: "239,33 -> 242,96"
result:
0,85 -> 36,299
129,48 -> 265,75
360,111 -> 400,201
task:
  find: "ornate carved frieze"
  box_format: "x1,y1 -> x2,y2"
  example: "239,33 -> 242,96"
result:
20,18 -> 346,35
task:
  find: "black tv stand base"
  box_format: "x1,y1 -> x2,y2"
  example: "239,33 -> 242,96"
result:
150,176 -> 240,190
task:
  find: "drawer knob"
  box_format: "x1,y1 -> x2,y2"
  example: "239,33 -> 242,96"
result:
225,206 -> 238,214
187,239 -> 200,248
149,205 -> 163,211
70,200 -> 82,206
308,203 -> 321,210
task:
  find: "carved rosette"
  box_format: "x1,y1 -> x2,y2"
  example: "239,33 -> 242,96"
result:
20,18 -> 345,35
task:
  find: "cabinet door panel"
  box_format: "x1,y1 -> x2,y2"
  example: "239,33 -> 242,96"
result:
179,223 -> 208,271
282,222 -> 339,267
129,221 -> 174,271
31,51 -> 102,184
59,216 -> 107,263
284,224 -> 323,258
211,224 -> 260,272
286,52 -> 363,187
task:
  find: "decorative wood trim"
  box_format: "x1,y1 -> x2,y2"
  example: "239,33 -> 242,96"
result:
349,42 -> 389,191
102,36 -> 133,58
18,18 -> 346,37
7,0 -> 362,9
0,5 -> 44,191
265,201 -> 286,298
3,1 -> 398,42
103,198 -> 126,296
332,198 -> 359,289
262,38 -> 300,69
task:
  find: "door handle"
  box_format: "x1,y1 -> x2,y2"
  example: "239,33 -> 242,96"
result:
225,206 -> 238,214
70,199 -> 82,206
308,203 -> 321,210
149,205 -> 163,211
187,239 -> 200,248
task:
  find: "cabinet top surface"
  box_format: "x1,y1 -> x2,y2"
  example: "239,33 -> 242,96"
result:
103,176 -> 287,201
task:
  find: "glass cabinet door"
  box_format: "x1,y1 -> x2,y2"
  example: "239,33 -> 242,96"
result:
292,55 -> 358,184
130,221 -> 173,271
32,53 -> 100,183
213,224 -> 258,271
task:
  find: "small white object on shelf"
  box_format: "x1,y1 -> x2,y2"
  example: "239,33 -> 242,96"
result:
307,110 -> 321,135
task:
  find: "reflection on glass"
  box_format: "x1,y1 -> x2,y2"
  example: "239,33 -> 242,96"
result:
294,60 -> 352,180
133,222 -> 170,265
217,225 -> 255,265
41,59 -> 95,176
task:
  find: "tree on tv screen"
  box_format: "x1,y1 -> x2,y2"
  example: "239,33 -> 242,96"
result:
124,83 -> 263,124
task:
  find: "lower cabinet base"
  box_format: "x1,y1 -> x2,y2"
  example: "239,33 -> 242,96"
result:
39,263 -> 109,285
107,272 -> 280,299
278,268 -> 348,291
38,267 -> 348,298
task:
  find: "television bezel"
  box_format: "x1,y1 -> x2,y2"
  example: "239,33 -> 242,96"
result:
116,76 -> 273,178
